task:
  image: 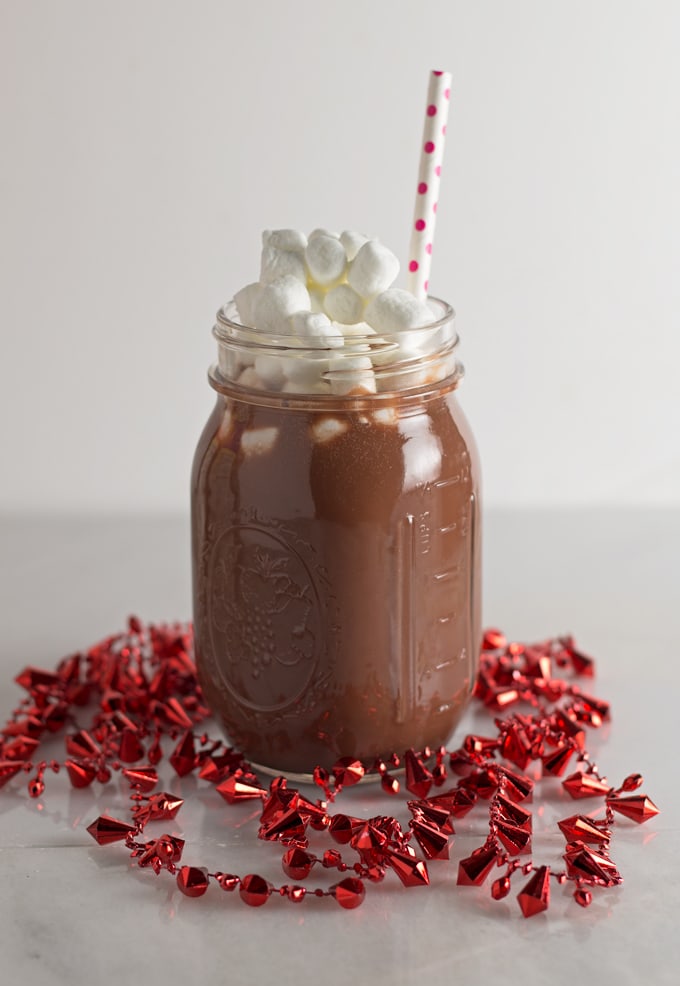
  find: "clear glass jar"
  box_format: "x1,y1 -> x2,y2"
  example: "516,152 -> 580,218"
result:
191,298 -> 481,778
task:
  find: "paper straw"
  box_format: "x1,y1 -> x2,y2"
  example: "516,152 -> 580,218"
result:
407,70 -> 452,301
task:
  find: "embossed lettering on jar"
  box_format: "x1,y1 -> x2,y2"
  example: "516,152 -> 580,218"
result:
191,299 -> 481,777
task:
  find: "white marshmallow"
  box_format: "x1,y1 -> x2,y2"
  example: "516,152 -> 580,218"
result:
254,353 -> 286,389
242,427 -> 279,456
217,406 -> 234,442
263,229 -> 307,253
372,407 -> 399,426
237,366 -> 264,389
328,354 -> 377,395
340,230 -> 369,262
233,282 -> 262,326
309,227 -> 339,240
217,345 -> 242,380
290,311 -> 344,348
339,322 -> 377,353
364,288 -> 434,334
290,310 -> 331,334
252,276 -> 311,334
311,417 -> 349,442
260,245 -> 306,285
347,240 -> 400,299
305,234 -> 347,286
284,355 -> 329,385
282,380 -> 331,395
323,284 -> 365,324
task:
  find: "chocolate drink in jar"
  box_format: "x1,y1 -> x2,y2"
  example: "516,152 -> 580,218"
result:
191,226 -> 481,778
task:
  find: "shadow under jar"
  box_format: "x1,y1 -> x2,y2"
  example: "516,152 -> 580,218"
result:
191,298 -> 481,779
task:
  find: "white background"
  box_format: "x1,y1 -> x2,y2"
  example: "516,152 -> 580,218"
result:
1,0 -> 678,513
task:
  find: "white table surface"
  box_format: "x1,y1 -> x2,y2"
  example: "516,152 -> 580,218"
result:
0,509 -> 677,986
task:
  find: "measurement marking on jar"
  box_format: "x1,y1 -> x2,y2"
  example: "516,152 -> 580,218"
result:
394,514 -> 417,724
438,521 -> 458,534
433,475 -> 461,489
432,566 -> 458,583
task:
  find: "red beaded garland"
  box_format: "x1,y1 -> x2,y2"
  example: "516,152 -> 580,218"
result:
0,618 -> 660,916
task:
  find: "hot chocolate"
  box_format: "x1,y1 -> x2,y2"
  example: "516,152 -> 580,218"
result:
191,229 -> 481,776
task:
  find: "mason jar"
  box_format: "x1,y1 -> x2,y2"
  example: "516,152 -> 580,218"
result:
191,298 -> 481,778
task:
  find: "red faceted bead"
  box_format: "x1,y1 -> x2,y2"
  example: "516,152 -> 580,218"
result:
563,772 -> 612,799
523,647 -> 552,680
410,819 -> 450,860
499,769 -> 534,803
65,730 -> 100,758
408,799 -> 454,834
169,731 -> 196,776
462,768 -> 497,799
0,761 -> 24,788
552,712 -> 586,750
118,728 -> 145,764
122,766 -> 158,792
566,645 -> 595,677
332,877 -> 365,909
14,666 -> 60,691
2,736 -> 39,761
217,775 -> 266,804
163,697 -> 194,730
260,807 -> 308,843
486,686 -> 521,712
328,814 -> 360,845
43,702 -> 68,732
177,866 -> 209,897
198,751 -> 242,783
86,815 -> 136,845
463,734 -> 499,757
619,773 -> 643,792
239,874 -> 272,907
542,745 -> 576,777
145,792 -> 184,821
429,787 -> 477,818
404,749 -> 433,799
65,759 -> 96,789
500,724 -> 533,770
558,815 -> 608,845
322,849 -> 343,868
259,785 -> 297,825
332,757 -> 365,787
517,866 -> 550,917
564,843 -> 621,885
4,715 -> 44,740
491,876 -> 511,900
608,795 -> 660,824
495,794 -> 532,831
282,847 -> 314,880
457,845 -> 499,886
381,773 -> 400,795
574,888 -> 593,907
28,778 -> 45,798
482,629 -> 506,650
216,873 -> 239,891
496,820 -> 532,856
386,850 -> 430,887
287,885 -> 306,902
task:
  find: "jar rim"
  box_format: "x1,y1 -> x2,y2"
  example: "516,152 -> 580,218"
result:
213,294 -> 456,350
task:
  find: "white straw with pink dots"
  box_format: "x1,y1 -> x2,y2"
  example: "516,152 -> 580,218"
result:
407,70 -> 452,301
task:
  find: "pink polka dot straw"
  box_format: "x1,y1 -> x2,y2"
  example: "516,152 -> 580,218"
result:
407,70 -> 452,301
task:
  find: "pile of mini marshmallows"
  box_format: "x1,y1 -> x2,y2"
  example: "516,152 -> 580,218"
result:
222,229 -> 453,396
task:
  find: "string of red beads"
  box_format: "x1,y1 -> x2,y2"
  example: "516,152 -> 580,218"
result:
0,619 -> 659,915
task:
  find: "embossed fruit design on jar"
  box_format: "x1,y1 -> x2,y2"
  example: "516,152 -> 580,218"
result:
191,229 -> 481,777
